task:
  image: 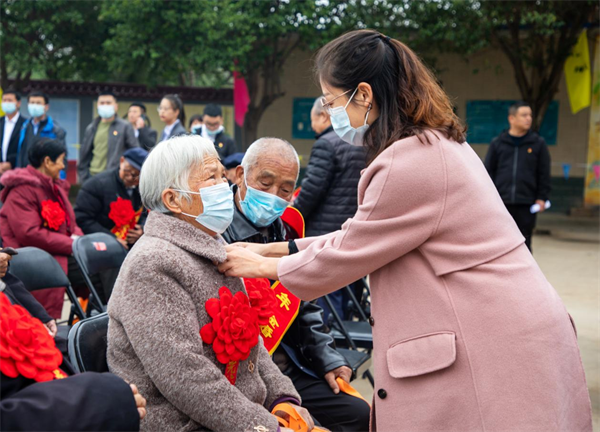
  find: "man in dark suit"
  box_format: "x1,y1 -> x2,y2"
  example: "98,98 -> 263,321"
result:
201,104 -> 237,159
0,89 -> 27,176
127,102 -> 157,151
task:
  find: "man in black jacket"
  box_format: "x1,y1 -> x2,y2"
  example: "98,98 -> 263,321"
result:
75,148 -> 148,250
484,101 -> 551,251
201,104 -> 237,159
222,138 -> 370,432
0,89 -> 27,176
126,102 -> 157,151
294,97 -> 366,321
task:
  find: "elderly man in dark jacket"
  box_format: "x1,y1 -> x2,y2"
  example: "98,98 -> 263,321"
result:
484,101 -> 551,251
223,137 -> 370,432
294,97 -> 366,322
75,148 -> 148,250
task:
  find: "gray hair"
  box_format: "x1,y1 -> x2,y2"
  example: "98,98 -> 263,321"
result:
311,96 -> 327,117
241,137 -> 300,179
139,134 -> 219,213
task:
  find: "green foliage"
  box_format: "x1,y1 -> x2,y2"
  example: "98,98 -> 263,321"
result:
0,0 -> 110,87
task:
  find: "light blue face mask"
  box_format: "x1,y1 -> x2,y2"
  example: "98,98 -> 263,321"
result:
191,125 -> 202,134
329,88 -> 371,147
205,125 -> 224,137
27,103 -> 45,118
98,105 -> 116,119
176,182 -> 234,234
239,179 -> 290,228
1,102 -> 17,115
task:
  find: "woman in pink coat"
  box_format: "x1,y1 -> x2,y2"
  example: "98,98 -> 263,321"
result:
219,30 -> 592,431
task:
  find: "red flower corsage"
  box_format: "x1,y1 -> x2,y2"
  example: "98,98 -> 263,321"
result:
0,293 -> 66,382
40,200 -> 66,231
200,286 -> 259,384
244,278 -> 277,326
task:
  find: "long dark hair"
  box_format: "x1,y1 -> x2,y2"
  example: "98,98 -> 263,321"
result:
162,94 -> 186,126
315,29 -> 466,165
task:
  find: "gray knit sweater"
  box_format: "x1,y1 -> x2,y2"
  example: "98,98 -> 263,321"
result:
107,211 -> 300,432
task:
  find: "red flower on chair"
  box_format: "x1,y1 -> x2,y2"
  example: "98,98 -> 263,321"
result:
200,286 -> 259,365
0,293 -> 66,382
244,278 -> 277,326
40,200 -> 65,231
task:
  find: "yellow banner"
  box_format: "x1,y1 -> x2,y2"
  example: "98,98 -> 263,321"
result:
565,30 -> 591,114
584,35 -> 600,207
0,88 -> 4,116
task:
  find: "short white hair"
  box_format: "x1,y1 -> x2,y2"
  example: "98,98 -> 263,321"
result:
241,137 -> 300,179
140,135 -> 219,213
311,96 -> 327,117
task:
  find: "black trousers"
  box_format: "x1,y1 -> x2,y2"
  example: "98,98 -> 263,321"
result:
286,364 -> 371,432
505,204 -> 537,251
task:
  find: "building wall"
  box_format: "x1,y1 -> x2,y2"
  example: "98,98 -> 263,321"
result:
257,47 -> 592,178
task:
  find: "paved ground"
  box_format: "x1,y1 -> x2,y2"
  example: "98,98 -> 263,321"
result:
352,213 -> 600,429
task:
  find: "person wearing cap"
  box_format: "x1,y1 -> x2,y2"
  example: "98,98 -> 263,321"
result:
222,152 -> 244,184
75,147 -> 149,251
127,102 -> 157,151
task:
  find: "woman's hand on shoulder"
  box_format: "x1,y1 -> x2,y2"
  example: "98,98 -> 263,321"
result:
228,241 -> 290,258
227,242 -> 269,256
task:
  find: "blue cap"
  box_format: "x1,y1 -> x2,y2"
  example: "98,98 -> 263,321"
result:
223,152 -> 245,170
123,147 -> 149,171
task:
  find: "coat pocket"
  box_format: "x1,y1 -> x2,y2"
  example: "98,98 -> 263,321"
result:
387,331 -> 456,378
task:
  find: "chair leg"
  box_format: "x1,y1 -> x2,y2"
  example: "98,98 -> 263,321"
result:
363,369 -> 374,387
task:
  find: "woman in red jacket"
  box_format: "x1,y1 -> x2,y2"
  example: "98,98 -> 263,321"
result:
0,138 -> 83,318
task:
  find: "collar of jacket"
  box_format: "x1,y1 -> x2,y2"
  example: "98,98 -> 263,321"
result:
226,184 -> 286,243
93,116 -> 119,129
315,125 -> 334,140
498,130 -> 538,147
142,210 -> 227,263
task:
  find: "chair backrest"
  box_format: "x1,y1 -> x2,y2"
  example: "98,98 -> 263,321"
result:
67,312 -> 109,373
9,247 -> 71,291
72,233 -> 128,276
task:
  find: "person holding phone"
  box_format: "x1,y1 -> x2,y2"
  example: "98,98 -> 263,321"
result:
127,102 -> 157,151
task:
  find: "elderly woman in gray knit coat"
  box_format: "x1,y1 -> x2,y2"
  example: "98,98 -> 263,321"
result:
107,135 -> 309,432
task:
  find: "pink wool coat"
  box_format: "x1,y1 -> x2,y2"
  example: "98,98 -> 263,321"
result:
278,132 -> 592,431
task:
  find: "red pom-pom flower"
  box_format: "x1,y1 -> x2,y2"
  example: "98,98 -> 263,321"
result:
108,197 -> 136,229
0,293 -> 65,382
244,278 -> 277,326
200,286 -> 260,365
40,200 -> 66,231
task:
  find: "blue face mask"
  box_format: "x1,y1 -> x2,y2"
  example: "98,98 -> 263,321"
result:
329,88 -> 371,147
191,125 -> 202,134
205,125 -> 224,137
1,102 -> 17,115
98,105 -> 116,119
239,178 -> 290,227
177,182 -> 234,234
28,103 -> 45,118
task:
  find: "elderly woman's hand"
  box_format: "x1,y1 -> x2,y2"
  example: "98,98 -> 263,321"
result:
218,246 -> 280,280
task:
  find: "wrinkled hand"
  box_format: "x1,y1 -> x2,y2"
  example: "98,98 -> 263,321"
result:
275,403 -> 314,432
44,320 -> 58,338
535,199 -> 546,213
324,366 -> 353,394
0,252 -> 12,278
130,384 -> 147,420
126,225 -> 143,244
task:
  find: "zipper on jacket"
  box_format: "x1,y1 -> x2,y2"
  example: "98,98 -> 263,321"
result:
511,146 -> 519,203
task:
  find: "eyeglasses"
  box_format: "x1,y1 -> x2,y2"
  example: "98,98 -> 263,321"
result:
122,169 -> 140,179
320,88 -> 355,114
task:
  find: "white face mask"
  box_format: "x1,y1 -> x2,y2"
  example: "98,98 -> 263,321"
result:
328,88 -> 371,147
98,105 -> 116,119
175,182 -> 234,234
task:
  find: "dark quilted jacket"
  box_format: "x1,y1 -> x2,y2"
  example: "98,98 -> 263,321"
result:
294,126 -> 366,237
